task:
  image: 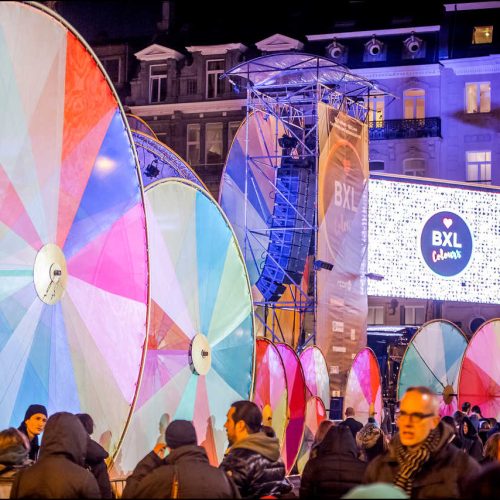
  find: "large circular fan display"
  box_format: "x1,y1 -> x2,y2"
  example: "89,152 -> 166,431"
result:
126,113 -> 158,139
132,130 -> 205,189
299,345 -> 330,409
219,110 -> 285,297
0,2 -> 149,458
253,338 -> 288,448
397,320 -> 468,417
115,179 -> 255,474
458,319 -> 500,420
276,343 -> 307,474
296,396 -> 327,474
343,348 -> 382,425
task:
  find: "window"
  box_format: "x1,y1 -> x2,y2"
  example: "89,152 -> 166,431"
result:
228,121 -> 241,150
369,94 -> 385,127
205,123 -> 223,164
466,151 -> 491,184
149,64 -> 167,103
404,306 -> 425,325
206,59 -> 224,99
465,82 -> 490,114
186,78 -> 197,96
404,89 -> 425,119
368,306 -> 384,325
186,124 -> 200,166
101,57 -> 121,84
473,26 -> 493,44
369,160 -> 385,171
403,158 -> 426,177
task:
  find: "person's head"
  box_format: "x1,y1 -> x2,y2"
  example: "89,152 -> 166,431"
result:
0,428 -> 30,465
356,423 -> 387,461
23,404 -> 48,439
312,420 -> 335,448
76,413 -> 94,435
397,386 -> 440,449
224,401 -> 262,446
460,416 -> 477,438
461,401 -> 471,414
472,405 -> 481,416
164,420 -> 197,450
345,407 -> 355,418
441,415 -> 457,433
483,433 -> 500,462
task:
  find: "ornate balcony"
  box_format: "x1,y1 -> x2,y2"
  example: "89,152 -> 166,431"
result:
369,117 -> 441,141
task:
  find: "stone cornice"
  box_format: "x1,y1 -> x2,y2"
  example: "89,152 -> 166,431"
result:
352,64 -> 441,80
255,33 -> 304,52
135,44 -> 184,61
186,43 -> 247,55
440,55 -> 500,75
129,99 -> 247,117
307,25 -> 440,42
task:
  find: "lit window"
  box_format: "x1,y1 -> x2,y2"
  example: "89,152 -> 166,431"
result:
473,26 -> 493,44
404,88 -> 425,119
101,57 -> 121,84
404,306 -> 425,325
466,151 -> 491,184
228,121 -> 241,150
206,60 -> 224,99
403,158 -> 426,177
369,160 -> 385,171
465,82 -> 490,113
149,64 -> 167,103
368,306 -> 384,325
186,124 -> 200,166
205,123 -> 223,164
369,94 -> 385,128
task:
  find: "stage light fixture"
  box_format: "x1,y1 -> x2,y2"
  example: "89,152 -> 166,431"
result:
144,159 -> 160,178
278,134 -> 298,150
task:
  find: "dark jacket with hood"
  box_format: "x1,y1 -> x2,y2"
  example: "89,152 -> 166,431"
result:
122,444 -> 240,499
458,416 -> 483,461
300,425 -> 366,499
220,431 -> 292,499
10,412 -> 100,499
17,423 -> 39,462
364,421 -> 481,499
86,439 -> 113,498
0,438 -> 31,499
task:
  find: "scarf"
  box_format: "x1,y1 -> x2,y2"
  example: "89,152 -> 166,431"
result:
393,427 -> 441,495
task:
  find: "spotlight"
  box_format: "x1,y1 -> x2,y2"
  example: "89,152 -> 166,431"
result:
144,159 -> 160,178
278,135 -> 298,150
314,260 -> 334,271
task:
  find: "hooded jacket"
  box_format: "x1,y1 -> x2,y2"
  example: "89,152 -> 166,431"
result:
220,431 -> 292,499
122,444 -> 240,499
85,438 -> 113,498
300,425 -> 366,499
458,416 -> 483,461
10,412 -> 100,499
364,421 -> 481,499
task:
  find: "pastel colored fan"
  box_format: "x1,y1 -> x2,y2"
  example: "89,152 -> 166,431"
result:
116,179 -> 254,474
343,347 -> 382,424
276,343 -> 307,474
397,320 -> 468,417
253,338 -> 289,448
0,2 -> 148,459
299,345 -> 330,409
458,318 -> 500,420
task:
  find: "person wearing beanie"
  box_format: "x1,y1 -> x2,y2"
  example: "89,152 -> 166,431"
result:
122,419 -> 239,498
356,423 -> 388,463
17,404 -> 47,461
0,428 -> 31,498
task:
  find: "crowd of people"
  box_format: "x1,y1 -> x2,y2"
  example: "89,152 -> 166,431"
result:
1,388 -> 499,499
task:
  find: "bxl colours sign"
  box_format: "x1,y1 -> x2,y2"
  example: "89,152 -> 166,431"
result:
419,211 -> 473,277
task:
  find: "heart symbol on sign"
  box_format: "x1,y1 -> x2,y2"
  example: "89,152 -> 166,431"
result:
443,217 -> 453,229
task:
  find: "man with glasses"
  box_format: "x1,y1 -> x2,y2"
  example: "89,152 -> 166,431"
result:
364,386 -> 480,498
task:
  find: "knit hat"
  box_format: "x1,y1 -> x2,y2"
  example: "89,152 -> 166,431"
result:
164,420 -> 197,449
342,483 -> 409,499
24,404 -> 48,421
356,423 -> 382,449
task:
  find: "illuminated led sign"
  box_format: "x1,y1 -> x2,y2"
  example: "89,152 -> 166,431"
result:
368,178 -> 500,303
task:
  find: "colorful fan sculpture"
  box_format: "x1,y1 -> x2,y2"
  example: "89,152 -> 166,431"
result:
397,320 -> 468,417
343,348 -> 382,425
0,2 -> 149,458
219,110 -> 285,297
276,343 -> 307,474
458,319 -> 500,420
132,130 -> 205,189
296,396 -> 327,474
115,179 -> 255,474
299,345 -> 330,409
253,338 -> 288,448
126,113 -> 158,139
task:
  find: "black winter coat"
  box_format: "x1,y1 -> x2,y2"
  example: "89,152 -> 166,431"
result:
220,431 -> 292,499
122,445 -> 240,499
364,421 -> 481,499
10,412 -> 100,499
300,425 -> 366,499
17,423 -> 39,462
86,438 -> 113,498
339,418 -> 363,440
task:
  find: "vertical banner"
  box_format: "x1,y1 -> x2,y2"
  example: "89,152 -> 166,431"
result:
316,102 -> 368,397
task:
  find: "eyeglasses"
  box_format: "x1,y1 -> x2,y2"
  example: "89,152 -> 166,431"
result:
397,411 -> 436,423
